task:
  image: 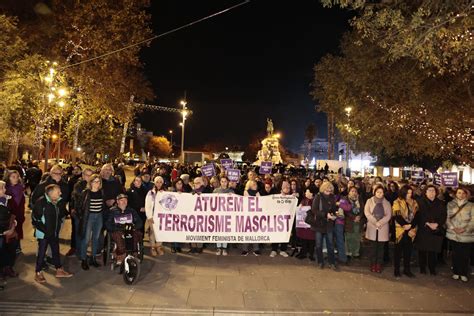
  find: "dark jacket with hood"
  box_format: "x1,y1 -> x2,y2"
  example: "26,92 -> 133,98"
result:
32,195 -> 67,239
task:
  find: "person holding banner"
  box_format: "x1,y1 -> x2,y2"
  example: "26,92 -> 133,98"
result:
296,187 -> 316,261
213,176 -> 234,256
242,180 -> 262,256
446,187 -> 473,283
145,176 -> 166,256
269,180 -> 291,258
189,177 -> 205,254
312,181 -> 338,270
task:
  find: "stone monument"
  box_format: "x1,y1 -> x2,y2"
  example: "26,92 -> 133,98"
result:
254,118 -> 283,165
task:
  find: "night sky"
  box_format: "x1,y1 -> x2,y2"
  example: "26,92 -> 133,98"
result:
138,0 -> 352,152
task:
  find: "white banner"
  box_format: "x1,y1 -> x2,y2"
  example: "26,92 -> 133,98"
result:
153,192 -> 297,243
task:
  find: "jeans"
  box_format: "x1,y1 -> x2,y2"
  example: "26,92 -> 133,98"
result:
334,224 -> 347,263
36,237 -> 61,272
73,215 -> 83,257
315,231 -> 335,265
81,212 -> 103,260
217,243 -> 228,249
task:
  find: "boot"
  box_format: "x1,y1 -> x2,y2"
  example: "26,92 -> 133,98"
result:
89,256 -> 100,268
370,264 -> 376,272
157,244 -> 165,256
81,260 -> 89,270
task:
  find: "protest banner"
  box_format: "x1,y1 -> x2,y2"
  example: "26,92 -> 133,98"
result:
220,159 -> 233,170
201,163 -> 216,177
411,170 -> 424,183
441,172 -> 458,187
433,173 -> 441,186
153,192 -> 297,243
226,169 -> 241,182
296,205 -> 311,229
259,161 -> 273,174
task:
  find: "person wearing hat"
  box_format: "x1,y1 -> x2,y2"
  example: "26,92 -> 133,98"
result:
106,194 -> 143,264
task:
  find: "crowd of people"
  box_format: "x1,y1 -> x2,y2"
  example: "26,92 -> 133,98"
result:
0,160 -> 473,289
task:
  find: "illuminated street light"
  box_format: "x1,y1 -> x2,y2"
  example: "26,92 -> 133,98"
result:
51,134 -> 58,140
58,88 -> 67,97
76,147 -> 82,152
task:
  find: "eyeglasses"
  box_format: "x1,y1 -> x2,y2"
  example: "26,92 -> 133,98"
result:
52,172 -> 62,175
92,180 -> 101,183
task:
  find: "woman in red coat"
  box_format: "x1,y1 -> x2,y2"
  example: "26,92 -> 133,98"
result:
4,170 -> 25,253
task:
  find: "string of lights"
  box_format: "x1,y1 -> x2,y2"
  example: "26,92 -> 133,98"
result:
59,0 -> 250,71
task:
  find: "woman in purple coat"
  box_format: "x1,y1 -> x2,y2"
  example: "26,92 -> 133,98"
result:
296,187 -> 317,261
4,170 -> 25,254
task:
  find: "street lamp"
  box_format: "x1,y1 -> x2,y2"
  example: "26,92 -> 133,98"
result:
169,130 -> 173,146
57,100 -> 65,161
180,100 -> 187,164
344,106 -> 352,168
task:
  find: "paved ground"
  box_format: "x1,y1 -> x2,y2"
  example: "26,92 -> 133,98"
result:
1,211 -> 473,316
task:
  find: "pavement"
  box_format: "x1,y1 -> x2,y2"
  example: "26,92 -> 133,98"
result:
1,211 -> 473,316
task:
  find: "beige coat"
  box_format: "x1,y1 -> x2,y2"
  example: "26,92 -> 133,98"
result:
364,197 -> 392,242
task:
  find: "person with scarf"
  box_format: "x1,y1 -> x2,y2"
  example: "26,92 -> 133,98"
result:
145,176 -> 166,256
4,170 -> 25,254
392,185 -> 418,278
296,187 -> 316,261
311,181 -> 338,270
414,185 -> 447,275
446,187 -> 474,283
213,176 -> 234,256
364,184 -> 392,273
343,187 -> 364,260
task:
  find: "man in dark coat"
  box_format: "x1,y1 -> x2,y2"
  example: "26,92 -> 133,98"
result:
31,165 -> 70,207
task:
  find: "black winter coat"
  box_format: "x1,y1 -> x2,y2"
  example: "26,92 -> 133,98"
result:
414,197 -> 447,252
31,176 -> 70,207
32,196 -> 67,239
126,185 -> 147,212
311,193 -> 338,233
76,189 -> 105,238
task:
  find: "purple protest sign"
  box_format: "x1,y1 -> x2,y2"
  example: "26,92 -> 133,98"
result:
441,172 -> 458,187
220,159 -> 233,170
201,163 -> 216,177
259,161 -> 273,174
114,213 -> 133,224
226,169 -> 241,182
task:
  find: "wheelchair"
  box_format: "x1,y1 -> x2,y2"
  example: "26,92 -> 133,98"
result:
103,223 -> 144,285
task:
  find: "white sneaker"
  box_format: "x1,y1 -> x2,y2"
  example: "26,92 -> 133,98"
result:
216,249 -> 222,256
460,276 -> 468,282
222,249 -> 228,256
279,251 -> 289,258
270,251 -> 277,258
452,274 -> 460,280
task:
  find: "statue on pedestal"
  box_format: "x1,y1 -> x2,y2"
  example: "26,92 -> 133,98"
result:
255,118 -> 282,166
266,118 -> 274,137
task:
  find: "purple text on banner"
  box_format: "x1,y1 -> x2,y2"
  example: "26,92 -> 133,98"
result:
259,161 -> 273,174
220,159 -> 233,170
441,172 -> 458,187
201,163 -> 216,177
226,169 -> 241,182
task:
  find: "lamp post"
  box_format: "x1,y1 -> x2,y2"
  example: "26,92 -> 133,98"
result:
344,107 -> 352,171
180,100 -> 187,164
57,100 -> 65,161
169,130 -> 173,146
